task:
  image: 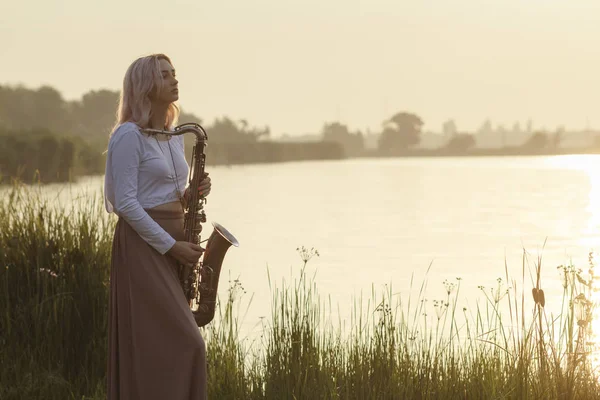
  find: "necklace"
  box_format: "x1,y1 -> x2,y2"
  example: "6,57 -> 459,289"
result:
154,136 -> 186,212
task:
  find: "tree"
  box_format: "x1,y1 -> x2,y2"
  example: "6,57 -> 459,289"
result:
442,119 -> 457,138
321,122 -> 364,156
512,122 -> 522,134
522,131 -> 548,150
73,89 -> 120,136
0,85 -> 70,133
33,86 -> 71,134
377,112 -> 423,153
526,119 -> 533,133
496,124 -> 508,147
179,108 -> 203,125
477,119 -> 493,136
207,117 -> 270,143
444,133 -> 476,152
553,126 -> 564,148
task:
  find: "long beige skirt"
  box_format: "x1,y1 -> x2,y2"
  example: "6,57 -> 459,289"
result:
107,209 -> 207,400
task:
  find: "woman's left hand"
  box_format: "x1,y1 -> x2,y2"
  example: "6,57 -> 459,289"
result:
197,173 -> 212,198
184,173 -> 212,205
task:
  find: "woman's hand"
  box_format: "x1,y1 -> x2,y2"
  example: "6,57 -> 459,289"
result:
167,241 -> 204,268
198,173 -> 212,197
184,173 -> 212,206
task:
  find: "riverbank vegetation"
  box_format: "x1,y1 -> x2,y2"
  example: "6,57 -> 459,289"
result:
2,184 -> 600,399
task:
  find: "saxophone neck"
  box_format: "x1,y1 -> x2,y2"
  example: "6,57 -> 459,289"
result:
141,123 -> 208,143
175,123 -> 208,142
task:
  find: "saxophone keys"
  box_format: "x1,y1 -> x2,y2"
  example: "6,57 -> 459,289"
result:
197,211 -> 207,223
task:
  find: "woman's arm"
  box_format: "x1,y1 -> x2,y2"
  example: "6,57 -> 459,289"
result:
110,127 -> 176,255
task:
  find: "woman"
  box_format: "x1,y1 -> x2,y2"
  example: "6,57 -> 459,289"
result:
104,53 -> 211,400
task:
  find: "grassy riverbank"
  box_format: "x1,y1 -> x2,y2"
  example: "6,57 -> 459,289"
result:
2,183 -> 600,399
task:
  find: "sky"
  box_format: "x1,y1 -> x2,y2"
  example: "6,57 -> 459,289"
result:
2,0 -> 600,137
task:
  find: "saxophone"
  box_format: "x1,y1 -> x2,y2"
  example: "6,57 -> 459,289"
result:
142,122 -> 239,327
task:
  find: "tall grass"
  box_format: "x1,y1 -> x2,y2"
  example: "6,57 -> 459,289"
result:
2,182 -> 600,399
0,182 -> 112,399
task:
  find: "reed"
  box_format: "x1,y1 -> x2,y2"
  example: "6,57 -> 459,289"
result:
2,182 -> 600,399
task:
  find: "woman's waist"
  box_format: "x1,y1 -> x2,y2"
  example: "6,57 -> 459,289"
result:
116,203 -> 185,241
144,200 -> 185,221
138,191 -> 184,211
148,200 -> 183,212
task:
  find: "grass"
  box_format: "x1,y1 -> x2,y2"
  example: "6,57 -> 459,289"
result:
2,181 -> 600,399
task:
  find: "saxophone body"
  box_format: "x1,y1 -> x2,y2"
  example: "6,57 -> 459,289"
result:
142,122 -> 239,327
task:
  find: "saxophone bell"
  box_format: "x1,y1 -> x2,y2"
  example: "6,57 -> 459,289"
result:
192,222 -> 239,327
211,222 -> 239,248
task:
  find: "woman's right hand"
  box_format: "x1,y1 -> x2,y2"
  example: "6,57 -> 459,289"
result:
167,241 -> 204,267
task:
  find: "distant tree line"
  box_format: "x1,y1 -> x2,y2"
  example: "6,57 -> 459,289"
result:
2,83 -> 577,184
0,127 -> 105,184
0,84 -> 347,183
0,84 -> 459,163
0,84 -> 435,154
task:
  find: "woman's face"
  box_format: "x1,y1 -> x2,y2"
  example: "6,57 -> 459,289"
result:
154,58 -> 179,104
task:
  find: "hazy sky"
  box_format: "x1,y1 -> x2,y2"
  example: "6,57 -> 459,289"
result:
2,0 -> 600,136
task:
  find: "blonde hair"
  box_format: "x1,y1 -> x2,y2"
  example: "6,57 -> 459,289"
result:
112,53 -> 180,134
